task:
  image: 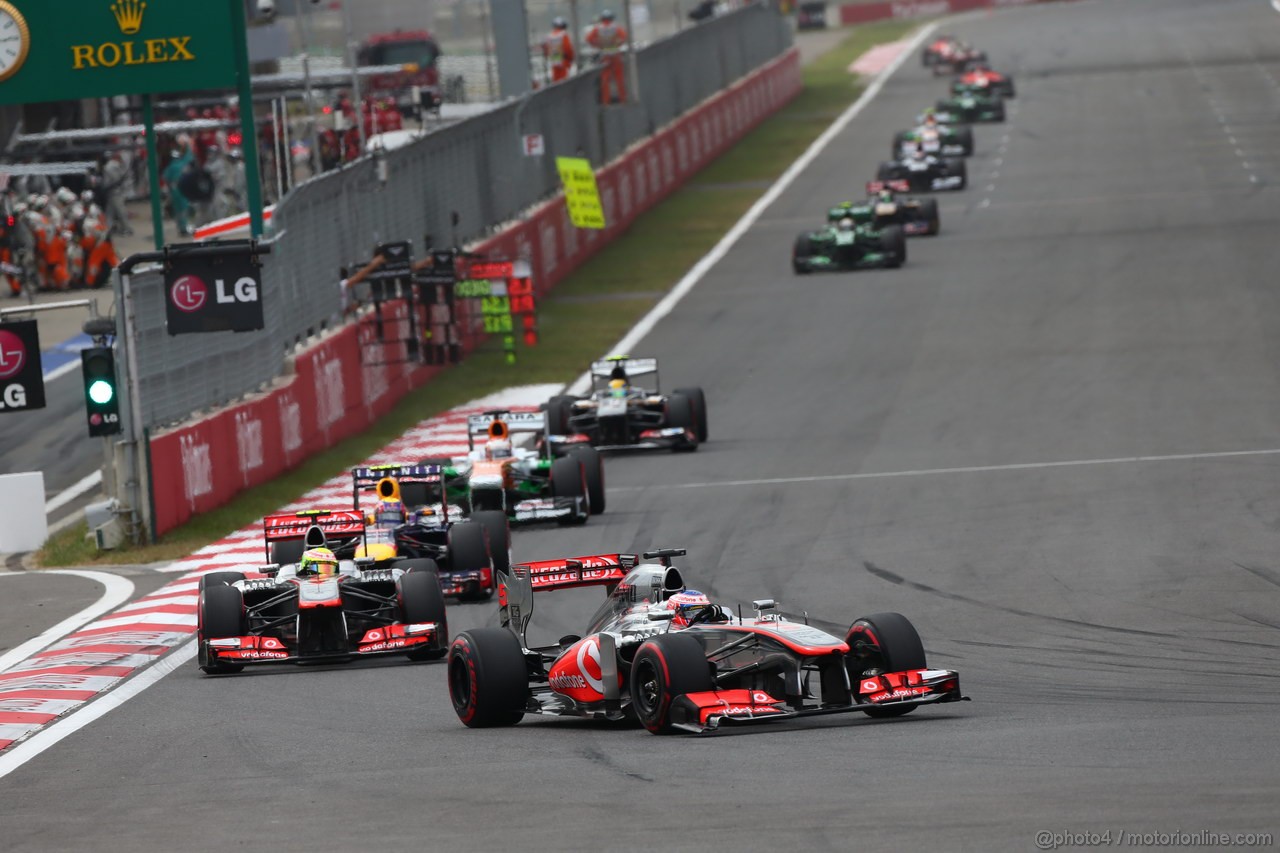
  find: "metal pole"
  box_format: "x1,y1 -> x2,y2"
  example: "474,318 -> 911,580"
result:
480,1 -> 496,101
141,94 -> 166,251
623,0 -> 641,103
230,0 -> 266,238
118,267 -> 151,541
569,0 -> 582,74
297,0 -> 323,179
340,0 -> 367,153
272,99 -> 284,201
281,95 -> 294,194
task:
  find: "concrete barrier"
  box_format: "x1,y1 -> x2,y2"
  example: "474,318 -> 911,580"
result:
0,472 -> 48,553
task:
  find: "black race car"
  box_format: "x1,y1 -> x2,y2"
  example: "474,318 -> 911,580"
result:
876,153 -> 967,192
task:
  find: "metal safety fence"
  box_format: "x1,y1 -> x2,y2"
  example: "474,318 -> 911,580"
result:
124,4 -> 791,431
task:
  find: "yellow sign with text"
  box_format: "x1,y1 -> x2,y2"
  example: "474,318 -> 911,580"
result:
556,157 -> 606,230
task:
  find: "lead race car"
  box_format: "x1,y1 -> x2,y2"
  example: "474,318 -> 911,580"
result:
196,513 -> 449,674
447,550 -> 966,734
543,356 -> 707,454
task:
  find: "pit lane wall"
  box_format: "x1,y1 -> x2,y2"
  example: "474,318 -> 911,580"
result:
838,0 -> 1073,25
148,47 -> 804,537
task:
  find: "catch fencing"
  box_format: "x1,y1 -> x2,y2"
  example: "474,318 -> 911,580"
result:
122,4 -> 791,431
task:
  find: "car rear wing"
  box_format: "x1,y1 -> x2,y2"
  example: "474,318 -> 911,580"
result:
466,409 -> 546,452
262,510 -> 366,562
867,179 -> 910,195
351,463 -> 446,519
589,356 -> 659,393
498,553 -> 640,646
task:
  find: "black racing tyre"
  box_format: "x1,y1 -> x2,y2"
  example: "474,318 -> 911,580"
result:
399,568 -> 449,660
631,633 -> 714,734
199,571 -> 246,592
846,612 -> 928,718
391,557 -> 439,575
880,225 -> 906,268
673,386 -> 708,443
876,161 -> 897,181
550,456 -> 589,525
664,394 -> 697,453
792,234 -> 814,275
545,395 -> 576,435
449,628 -> 528,727
448,521 -> 492,600
1003,79 -> 1016,99
891,131 -> 908,158
935,99 -> 952,112
918,198 -> 940,236
956,125 -> 974,156
470,510 -> 511,576
992,102 -> 1006,122
198,584 -> 246,675
567,446 -> 606,514
948,157 -> 968,190
270,539 -> 306,568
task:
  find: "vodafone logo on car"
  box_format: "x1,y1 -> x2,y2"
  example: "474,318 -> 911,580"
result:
0,329 -> 25,379
171,275 -> 209,313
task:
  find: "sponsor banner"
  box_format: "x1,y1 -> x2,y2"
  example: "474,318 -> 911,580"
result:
148,48 -> 802,536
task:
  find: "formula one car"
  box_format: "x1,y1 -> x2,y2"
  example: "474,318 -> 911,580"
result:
830,184 -> 940,237
196,515 -> 449,674
892,122 -> 974,158
447,549 -> 966,734
935,90 -> 1005,123
876,152 -> 967,192
793,216 -> 906,273
543,356 -> 706,454
426,411 -> 605,526
348,464 -> 510,600
953,65 -> 1015,99
921,35 -> 985,70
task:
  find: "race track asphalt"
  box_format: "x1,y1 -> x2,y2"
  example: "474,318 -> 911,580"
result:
3,1 -> 1280,850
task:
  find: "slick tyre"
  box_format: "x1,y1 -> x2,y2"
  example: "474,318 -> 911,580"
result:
199,571 -> 246,592
877,161 -> 897,181
448,521 -> 493,601
664,394 -> 698,452
545,395 -> 576,436
198,584 -> 246,675
948,157 -> 968,190
449,628 -> 528,727
399,565 -> 449,660
956,125 -> 974,156
919,198 -> 940,236
631,634 -> 714,734
567,446 -> 606,514
270,539 -> 306,568
792,234 -> 813,275
550,456 -> 590,525
880,225 -> 907,268
471,510 -> 511,576
891,131 -> 908,159
673,386 -> 708,443
846,612 -> 927,718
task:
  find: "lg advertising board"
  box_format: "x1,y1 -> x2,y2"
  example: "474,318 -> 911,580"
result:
165,241 -> 265,335
0,320 -> 45,412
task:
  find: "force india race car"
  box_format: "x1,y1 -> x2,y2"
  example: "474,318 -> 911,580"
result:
793,217 -> 906,273
427,410 -> 606,526
892,122 -> 974,158
544,356 -> 707,454
935,90 -> 1006,123
876,152 -> 967,192
447,550 -> 966,734
952,66 -> 1016,99
831,184 -> 940,237
348,464 -> 510,600
196,515 -> 449,674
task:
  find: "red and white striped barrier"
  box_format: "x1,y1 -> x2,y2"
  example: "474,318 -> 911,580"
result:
193,206 -> 277,242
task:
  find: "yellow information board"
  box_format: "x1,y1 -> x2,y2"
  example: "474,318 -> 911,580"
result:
556,157 -> 607,230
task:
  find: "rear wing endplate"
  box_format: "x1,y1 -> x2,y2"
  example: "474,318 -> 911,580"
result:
498,553 -> 639,646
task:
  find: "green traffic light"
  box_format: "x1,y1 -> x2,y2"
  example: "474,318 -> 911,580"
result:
88,379 -> 115,405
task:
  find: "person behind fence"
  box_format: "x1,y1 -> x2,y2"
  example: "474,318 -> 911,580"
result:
586,10 -> 628,104
163,136 -> 196,237
543,17 -> 575,84
100,151 -> 134,237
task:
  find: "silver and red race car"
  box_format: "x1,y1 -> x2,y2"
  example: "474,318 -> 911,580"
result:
447,550 -> 966,734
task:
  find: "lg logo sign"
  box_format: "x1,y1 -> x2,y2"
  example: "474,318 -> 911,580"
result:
170,275 -> 260,314
164,242 -> 267,335
0,322 -> 45,412
0,329 -> 27,380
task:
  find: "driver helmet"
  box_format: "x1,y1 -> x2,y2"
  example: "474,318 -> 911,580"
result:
552,16 -> 568,28
837,216 -> 855,232
608,378 -> 628,398
922,109 -> 938,126
373,499 -> 406,527
667,589 -> 712,627
877,189 -> 894,203
298,547 -> 339,578
485,438 -> 513,460
600,9 -> 615,21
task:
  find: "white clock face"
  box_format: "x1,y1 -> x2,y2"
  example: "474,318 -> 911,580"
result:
0,3 -> 31,83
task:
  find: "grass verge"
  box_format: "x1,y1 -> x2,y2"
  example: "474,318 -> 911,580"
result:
38,20 -> 919,568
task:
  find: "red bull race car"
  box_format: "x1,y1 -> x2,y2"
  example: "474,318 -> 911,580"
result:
447,549 -> 966,734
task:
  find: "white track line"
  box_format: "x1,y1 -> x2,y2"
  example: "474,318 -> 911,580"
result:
613,447 -> 1280,492
42,360 -> 83,384
565,20 -> 941,396
0,570 -> 134,674
45,470 -> 103,516
0,641 -> 195,780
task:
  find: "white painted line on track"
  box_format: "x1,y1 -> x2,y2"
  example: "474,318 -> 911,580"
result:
42,360 -> 83,384
613,447 -> 1280,493
565,19 -> 941,396
0,571 -> 134,674
45,470 -> 103,516
0,641 -> 195,780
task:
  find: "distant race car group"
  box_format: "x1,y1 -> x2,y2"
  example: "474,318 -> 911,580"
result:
794,33 -> 1013,275
194,31 -> 976,737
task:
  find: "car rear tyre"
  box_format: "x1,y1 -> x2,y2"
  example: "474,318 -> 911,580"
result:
198,584 -> 247,674
545,395 -> 576,435
880,225 -> 907,268
948,157 -> 968,190
550,456 -> 589,525
919,198 -> 940,236
448,521 -> 493,600
449,628 -> 528,727
956,125 -> 974,156
876,161 -> 896,181
792,234 -> 813,275
567,446 -> 606,514
199,571 -> 246,592
846,612 -> 927,718
471,510 -> 511,575
891,131 -> 907,159
399,567 -> 448,660
631,634 -> 714,734
665,394 -> 697,452
673,386 -> 708,443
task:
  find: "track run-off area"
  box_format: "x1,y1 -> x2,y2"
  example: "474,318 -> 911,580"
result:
4,1 -> 1280,849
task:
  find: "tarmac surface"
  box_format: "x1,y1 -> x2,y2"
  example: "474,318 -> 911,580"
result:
3,1 -> 1280,850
